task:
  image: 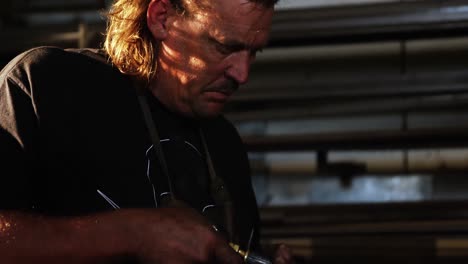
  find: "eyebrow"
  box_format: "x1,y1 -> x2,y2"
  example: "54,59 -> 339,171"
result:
206,34 -> 266,52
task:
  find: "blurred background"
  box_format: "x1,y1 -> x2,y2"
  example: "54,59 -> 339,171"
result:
2,0 -> 468,263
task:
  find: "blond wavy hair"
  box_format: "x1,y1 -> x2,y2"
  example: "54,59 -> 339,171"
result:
104,0 -> 155,81
103,0 -> 278,82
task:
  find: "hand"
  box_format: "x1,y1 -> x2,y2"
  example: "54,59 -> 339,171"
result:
119,208 -> 243,264
273,244 -> 295,264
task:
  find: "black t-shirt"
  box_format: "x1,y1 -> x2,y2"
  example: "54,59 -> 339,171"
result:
0,46 -> 260,249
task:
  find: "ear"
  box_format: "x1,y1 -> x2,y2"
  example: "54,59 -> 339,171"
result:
147,0 -> 170,40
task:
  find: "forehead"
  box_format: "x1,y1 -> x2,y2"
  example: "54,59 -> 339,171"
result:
188,0 -> 274,43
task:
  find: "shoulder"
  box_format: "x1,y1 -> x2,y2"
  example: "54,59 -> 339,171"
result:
4,46 -> 67,67
1,46 -> 110,80
2,46 -> 97,71
1,47 -> 120,95
0,47 -> 61,82
0,47 -> 65,97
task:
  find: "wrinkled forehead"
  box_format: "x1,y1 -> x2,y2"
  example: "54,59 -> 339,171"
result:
184,0 -> 274,42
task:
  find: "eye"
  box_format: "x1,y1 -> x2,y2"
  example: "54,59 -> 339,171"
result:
250,48 -> 263,58
215,43 -> 234,55
214,41 -> 245,55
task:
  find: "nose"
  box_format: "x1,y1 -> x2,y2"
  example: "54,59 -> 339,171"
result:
225,51 -> 252,85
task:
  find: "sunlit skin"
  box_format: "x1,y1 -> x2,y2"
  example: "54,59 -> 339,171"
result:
0,215 -> 14,246
0,216 -> 11,233
150,0 -> 274,118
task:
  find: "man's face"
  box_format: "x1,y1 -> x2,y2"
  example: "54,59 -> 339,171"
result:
152,0 -> 274,118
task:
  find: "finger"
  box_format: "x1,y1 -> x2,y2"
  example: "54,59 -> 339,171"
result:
213,241 -> 243,264
274,255 -> 287,264
275,244 -> 294,264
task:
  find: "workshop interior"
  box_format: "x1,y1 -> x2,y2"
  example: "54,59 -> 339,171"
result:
1,0 -> 468,263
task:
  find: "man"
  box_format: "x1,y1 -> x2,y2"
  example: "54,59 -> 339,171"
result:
0,0 -> 293,263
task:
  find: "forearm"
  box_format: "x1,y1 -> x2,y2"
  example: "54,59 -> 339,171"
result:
0,207 -> 245,264
0,211 -> 134,264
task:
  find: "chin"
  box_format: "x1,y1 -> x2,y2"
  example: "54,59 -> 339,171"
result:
195,110 -> 222,119
194,104 -> 224,119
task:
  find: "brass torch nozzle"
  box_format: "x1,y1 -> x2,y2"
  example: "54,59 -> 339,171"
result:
229,243 -> 272,264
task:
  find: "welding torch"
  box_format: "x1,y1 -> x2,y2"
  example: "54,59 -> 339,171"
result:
229,242 -> 272,264
211,224 -> 272,264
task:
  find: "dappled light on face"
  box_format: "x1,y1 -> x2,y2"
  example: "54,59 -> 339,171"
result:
212,18 -> 271,50
0,215 -> 12,233
160,42 -> 181,63
188,56 -> 206,71
158,19 -> 212,85
159,57 -> 195,85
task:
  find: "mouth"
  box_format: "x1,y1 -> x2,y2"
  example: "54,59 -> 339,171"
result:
203,90 -> 232,102
203,82 -> 238,102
